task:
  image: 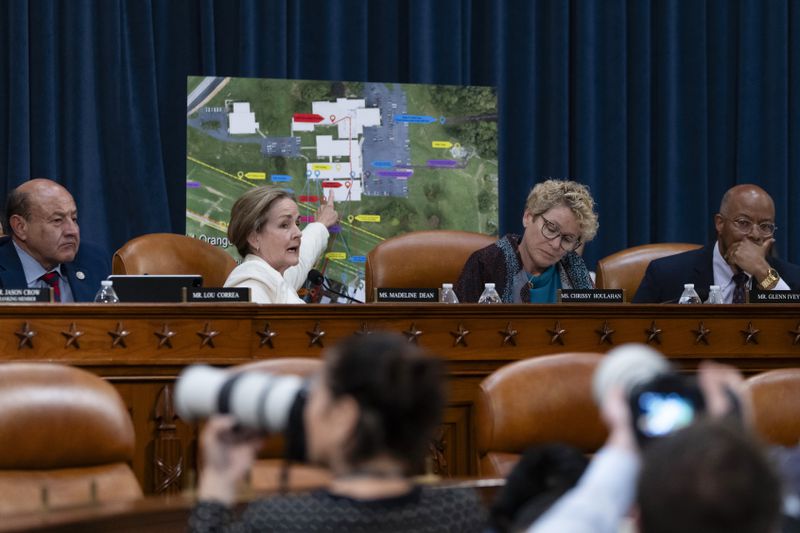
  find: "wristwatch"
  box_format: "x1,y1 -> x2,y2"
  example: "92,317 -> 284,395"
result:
759,268 -> 780,290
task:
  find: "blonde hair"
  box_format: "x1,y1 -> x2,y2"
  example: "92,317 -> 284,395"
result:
227,186 -> 294,257
525,180 -> 599,242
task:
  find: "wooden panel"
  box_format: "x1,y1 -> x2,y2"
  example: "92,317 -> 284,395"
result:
1,303 -> 799,494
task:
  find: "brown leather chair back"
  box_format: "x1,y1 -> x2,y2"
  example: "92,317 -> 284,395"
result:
0,363 -> 142,515
745,368 -> 800,446
476,353 -> 607,477
227,358 -> 330,491
112,233 -> 237,287
365,230 -> 496,302
595,243 -> 703,300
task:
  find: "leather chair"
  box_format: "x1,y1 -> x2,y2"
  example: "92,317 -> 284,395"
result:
744,368 -> 800,446
476,353 -> 607,478
365,230 -> 496,302
0,363 -> 142,515
227,358 -> 331,491
595,243 -> 703,300
112,233 -> 237,287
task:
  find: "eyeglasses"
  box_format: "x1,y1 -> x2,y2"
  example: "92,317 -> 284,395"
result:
539,215 -> 582,251
720,215 -> 777,237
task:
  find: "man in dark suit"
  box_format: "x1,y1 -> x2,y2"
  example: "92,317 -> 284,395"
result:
634,184 -> 800,303
0,178 -> 109,302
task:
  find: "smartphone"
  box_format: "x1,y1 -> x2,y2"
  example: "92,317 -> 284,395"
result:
629,373 -> 705,446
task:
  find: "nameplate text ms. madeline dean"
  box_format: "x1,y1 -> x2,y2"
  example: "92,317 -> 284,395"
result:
376,288 -> 439,303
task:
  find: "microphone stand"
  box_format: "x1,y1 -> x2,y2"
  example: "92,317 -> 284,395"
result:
321,280 -> 363,304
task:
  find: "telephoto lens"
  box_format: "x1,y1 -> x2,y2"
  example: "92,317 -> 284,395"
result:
174,365 -> 309,460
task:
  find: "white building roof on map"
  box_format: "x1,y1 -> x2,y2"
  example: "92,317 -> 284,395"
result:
311,99 -> 381,139
228,102 -> 259,135
316,135 -> 351,157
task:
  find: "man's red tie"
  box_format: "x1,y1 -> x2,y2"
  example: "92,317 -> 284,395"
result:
40,271 -> 61,302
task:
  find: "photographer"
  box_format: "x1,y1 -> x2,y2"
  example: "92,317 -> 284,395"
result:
187,333 -> 486,532
528,344 -> 782,533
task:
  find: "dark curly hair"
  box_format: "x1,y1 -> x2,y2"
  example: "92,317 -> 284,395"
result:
324,333 -> 445,472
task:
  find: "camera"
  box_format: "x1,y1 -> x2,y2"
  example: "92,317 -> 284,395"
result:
174,365 -> 309,460
628,373 -> 706,446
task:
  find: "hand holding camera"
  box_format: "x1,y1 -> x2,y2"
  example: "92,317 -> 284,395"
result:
593,344 -> 746,449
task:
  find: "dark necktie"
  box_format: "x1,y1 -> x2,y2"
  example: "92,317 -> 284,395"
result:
732,272 -> 748,304
40,271 -> 61,302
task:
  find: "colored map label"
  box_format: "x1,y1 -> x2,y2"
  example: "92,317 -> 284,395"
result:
322,181 -> 343,188
377,170 -> 413,178
354,214 -> 381,223
186,181 -> 201,188
299,195 -> 320,202
269,174 -> 291,182
394,114 -> 437,124
312,164 -> 332,170
325,252 -> 347,260
432,141 -> 453,148
300,215 -> 315,223
371,160 -> 394,168
348,255 -> 367,263
293,113 -> 324,123
245,172 -> 266,179
328,224 -> 341,233
427,159 -> 459,168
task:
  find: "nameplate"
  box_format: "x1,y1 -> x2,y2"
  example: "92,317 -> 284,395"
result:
558,289 -> 625,303
749,290 -> 800,304
184,287 -> 251,302
375,288 -> 439,303
0,288 -> 52,303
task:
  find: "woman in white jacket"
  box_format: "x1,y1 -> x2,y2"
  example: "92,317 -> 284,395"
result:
224,186 -> 338,303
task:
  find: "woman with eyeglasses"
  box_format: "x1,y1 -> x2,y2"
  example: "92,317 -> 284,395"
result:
455,179 -> 599,303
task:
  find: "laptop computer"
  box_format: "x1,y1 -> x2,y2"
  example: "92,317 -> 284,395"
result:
107,275 -> 203,303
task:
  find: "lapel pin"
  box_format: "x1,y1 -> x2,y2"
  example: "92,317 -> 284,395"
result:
76,271 -> 86,280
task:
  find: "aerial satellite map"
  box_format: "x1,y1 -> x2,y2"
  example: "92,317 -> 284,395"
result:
186,76 -> 498,301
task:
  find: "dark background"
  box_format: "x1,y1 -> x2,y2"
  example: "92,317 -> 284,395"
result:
2,0 -> 798,269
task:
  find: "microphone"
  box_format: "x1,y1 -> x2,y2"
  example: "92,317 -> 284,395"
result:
307,269 -> 325,286
307,269 -> 363,304
592,343 -> 670,405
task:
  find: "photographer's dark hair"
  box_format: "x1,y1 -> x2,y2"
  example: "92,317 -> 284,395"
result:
489,444 -> 588,532
637,419 -> 781,533
325,333 -> 445,472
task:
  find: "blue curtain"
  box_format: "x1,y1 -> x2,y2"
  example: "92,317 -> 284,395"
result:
1,0 -> 799,267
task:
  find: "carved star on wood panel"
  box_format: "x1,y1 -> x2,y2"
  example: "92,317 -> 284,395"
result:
740,321 -> 759,345
692,322 -> 711,345
403,323 -> 423,344
61,322 -> 84,349
450,323 -> 470,347
645,321 -> 663,345
196,322 -> 220,348
547,321 -> 567,345
257,322 -> 278,348
354,322 -> 373,336
155,323 -> 176,349
789,322 -> 800,346
498,322 -> 518,346
108,322 -> 130,348
595,321 -> 615,345
306,321 -> 326,348
15,322 -> 36,350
